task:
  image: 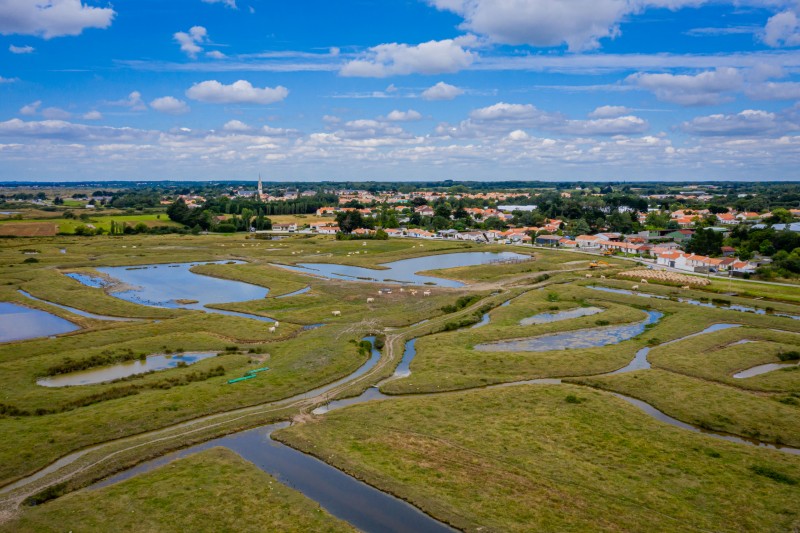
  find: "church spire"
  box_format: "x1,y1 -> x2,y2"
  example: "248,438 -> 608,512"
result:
257,173 -> 263,197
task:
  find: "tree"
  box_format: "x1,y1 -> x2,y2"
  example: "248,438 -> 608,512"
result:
685,228 -> 724,256
336,210 -> 365,233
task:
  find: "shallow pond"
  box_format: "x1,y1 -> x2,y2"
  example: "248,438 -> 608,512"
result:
37,352 -> 219,387
281,251 -> 529,288
475,311 -> 663,352
67,262 -> 274,322
0,302 -> 79,343
520,306 -> 604,326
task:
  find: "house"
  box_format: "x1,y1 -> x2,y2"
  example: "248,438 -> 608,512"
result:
721,246 -> 736,257
597,241 -> 644,255
665,229 -> 694,243
352,228 -> 375,236
317,226 -> 339,235
437,229 -> 459,239
456,231 -> 488,242
315,207 -> 338,217
407,229 -> 435,239
736,212 -> 762,222
559,238 -> 578,248
595,232 -> 622,241
273,223 -> 297,232
575,235 -> 601,248
309,222 -> 334,231
414,206 -> 435,217
716,213 -> 737,225
385,228 -> 405,237
535,235 -> 562,247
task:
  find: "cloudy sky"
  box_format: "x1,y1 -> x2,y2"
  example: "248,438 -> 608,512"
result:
1,0 -> 800,182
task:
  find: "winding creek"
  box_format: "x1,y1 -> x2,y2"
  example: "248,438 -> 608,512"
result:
18,290 -> 137,322
589,285 -> 800,320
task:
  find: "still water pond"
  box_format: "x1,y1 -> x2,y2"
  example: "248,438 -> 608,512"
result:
520,306 -> 604,326
281,252 -> 529,288
37,352 -> 219,387
67,262 -> 273,321
476,311 -> 662,352
0,302 -> 79,343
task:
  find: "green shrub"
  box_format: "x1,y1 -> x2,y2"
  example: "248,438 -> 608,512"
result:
749,465 -> 797,485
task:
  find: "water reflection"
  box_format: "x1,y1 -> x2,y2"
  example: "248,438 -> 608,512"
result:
0,302 -> 79,343
280,252 -> 529,288
476,311 -> 662,352
37,352 -> 219,387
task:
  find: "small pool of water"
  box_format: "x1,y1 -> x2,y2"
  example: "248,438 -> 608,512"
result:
0,302 -> 79,343
280,252 -> 529,288
37,352 -> 219,387
520,306 -> 604,326
66,262 -> 274,322
475,311 -> 662,352
734,362 -> 800,379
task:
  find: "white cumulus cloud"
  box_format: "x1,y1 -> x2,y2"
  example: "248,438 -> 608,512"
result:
186,80 -> 289,104
19,100 -> 41,115
223,120 -> 252,132
150,96 -> 190,115
680,109 -> 795,136
202,0 -> 237,8
385,109 -> 422,121
9,44 -> 34,53
0,0 -> 114,39
421,81 -> 464,101
107,91 -> 147,111
340,38 -> 476,77
763,10 -> 800,47
174,26 -> 208,58
626,67 -> 743,106
589,105 -> 632,118
82,110 -> 102,120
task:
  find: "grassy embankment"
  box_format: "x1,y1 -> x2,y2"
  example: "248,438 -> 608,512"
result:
382,283 -> 800,395
276,385 -> 800,532
645,326 -> 800,392
1,447 -> 353,533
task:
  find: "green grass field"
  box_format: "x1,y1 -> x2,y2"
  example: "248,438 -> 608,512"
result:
276,385 -> 800,532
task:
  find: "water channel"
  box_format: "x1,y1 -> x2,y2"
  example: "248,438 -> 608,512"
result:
279,251 -> 529,288
589,285 -> 800,320
18,290 -> 136,322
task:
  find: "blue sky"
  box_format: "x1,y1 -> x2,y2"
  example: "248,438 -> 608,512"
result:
1,0 -> 800,182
